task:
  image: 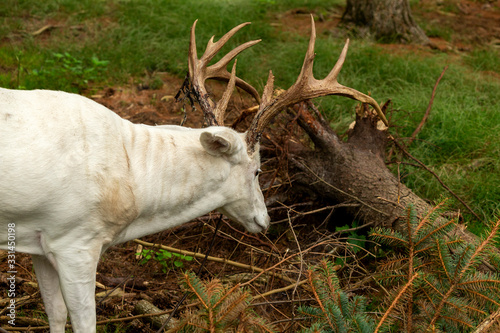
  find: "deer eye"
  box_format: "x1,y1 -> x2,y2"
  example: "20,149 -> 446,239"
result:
255,168 -> 262,177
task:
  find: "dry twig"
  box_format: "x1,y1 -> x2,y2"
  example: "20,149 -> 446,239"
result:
390,135 -> 481,221
408,66 -> 448,146
133,239 -> 297,285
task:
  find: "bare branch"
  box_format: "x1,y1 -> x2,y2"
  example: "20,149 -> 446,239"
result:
408,65 -> 448,146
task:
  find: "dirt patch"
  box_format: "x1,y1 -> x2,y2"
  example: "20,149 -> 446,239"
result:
276,0 -> 500,54
92,74 -> 187,126
272,8 -> 343,37
91,73 -> 259,129
419,0 -> 500,46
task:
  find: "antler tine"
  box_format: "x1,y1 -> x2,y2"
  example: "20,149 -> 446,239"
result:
245,14 -> 389,153
214,60 -> 238,126
205,39 -> 262,103
202,23 -> 252,65
297,12 -> 317,82
327,37 -> 348,81
324,39 -> 387,123
188,20 -> 261,126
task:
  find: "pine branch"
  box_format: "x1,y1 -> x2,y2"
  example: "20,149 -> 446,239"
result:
217,292 -> 250,325
213,283 -> 242,310
307,269 -> 336,331
474,307 -> 500,333
319,260 -> 340,302
184,272 -> 210,310
445,299 -> 487,316
406,206 -> 416,333
414,244 -> 435,256
245,315 -> 278,333
174,274 -> 275,333
375,272 -> 419,333
370,229 -> 408,248
440,314 -> 474,329
458,276 -> 500,290
457,288 -> 500,307
414,260 -> 434,271
458,219 -> 500,278
413,218 -> 455,249
422,276 -> 444,299
453,244 -> 474,282
414,200 -> 448,234
427,219 -> 500,330
377,255 -> 408,272
435,238 -> 454,283
206,279 -> 225,306
420,288 -> 439,311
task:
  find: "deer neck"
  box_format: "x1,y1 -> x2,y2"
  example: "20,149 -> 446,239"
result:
114,123 -> 229,244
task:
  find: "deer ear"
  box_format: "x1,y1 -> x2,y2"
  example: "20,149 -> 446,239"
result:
200,130 -> 241,157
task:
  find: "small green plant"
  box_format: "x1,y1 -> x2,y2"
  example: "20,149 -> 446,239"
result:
137,248 -> 193,272
334,222 -> 367,267
335,222 -> 367,252
167,271 -> 276,333
30,52 -> 109,92
298,260 -> 376,333
370,202 -> 500,332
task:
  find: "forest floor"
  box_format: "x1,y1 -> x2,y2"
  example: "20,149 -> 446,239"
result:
0,0 -> 499,331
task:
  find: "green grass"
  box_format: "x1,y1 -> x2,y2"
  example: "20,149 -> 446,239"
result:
465,47 -> 500,73
0,0 -> 498,226
419,20 -> 454,41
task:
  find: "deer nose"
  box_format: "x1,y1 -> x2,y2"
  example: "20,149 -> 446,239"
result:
254,215 -> 270,232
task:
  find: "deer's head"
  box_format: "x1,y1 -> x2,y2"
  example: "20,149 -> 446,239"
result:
197,127 -> 268,233
184,17 -> 389,233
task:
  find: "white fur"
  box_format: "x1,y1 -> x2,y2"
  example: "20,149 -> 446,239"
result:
0,88 -> 269,332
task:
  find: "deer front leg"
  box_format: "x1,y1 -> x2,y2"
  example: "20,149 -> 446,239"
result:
31,255 -> 68,333
52,241 -> 102,333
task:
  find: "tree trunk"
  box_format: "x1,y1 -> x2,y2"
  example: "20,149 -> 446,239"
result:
342,0 -> 429,44
274,102 -> 482,251
286,103 -> 424,230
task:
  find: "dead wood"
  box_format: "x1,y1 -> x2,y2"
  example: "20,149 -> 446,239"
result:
0,316 -> 48,326
408,65 -> 448,146
474,307 -> 500,333
284,101 -> 419,230
133,300 -> 170,329
265,101 -> 496,267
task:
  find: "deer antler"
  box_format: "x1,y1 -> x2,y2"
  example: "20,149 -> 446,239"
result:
245,15 -> 389,153
186,17 -> 388,150
188,20 -> 261,126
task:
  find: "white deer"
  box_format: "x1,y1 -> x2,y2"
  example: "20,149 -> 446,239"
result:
0,16 -> 387,332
